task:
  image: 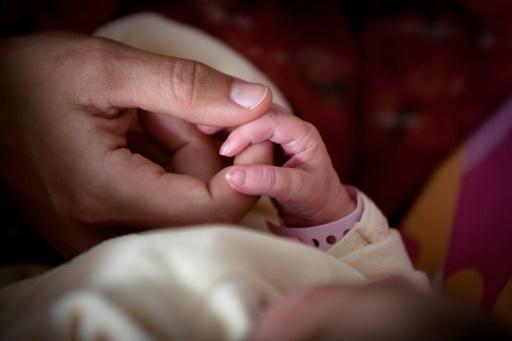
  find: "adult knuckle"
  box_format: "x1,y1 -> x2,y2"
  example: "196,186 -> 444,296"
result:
168,59 -> 208,108
79,37 -> 115,60
64,38 -> 114,78
54,37 -> 118,102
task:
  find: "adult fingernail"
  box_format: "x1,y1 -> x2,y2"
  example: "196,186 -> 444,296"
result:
226,169 -> 246,186
230,79 -> 268,109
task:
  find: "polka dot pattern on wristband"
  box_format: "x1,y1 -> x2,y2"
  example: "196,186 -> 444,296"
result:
267,187 -> 363,251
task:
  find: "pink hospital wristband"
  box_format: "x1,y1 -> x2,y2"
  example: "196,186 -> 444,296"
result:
268,187 -> 363,251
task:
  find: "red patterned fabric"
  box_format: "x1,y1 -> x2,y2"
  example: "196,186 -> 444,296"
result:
357,10 -> 512,215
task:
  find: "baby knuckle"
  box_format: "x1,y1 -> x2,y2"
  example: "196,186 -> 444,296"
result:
300,122 -> 321,152
288,171 -> 306,198
303,121 -> 320,139
261,167 -> 278,191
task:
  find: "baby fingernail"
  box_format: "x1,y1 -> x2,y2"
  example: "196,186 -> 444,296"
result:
220,142 -> 232,156
230,79 -> 268,110
226,169 -> 246,186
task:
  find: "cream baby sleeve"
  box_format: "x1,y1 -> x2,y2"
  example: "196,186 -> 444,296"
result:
327,193 -> 430,291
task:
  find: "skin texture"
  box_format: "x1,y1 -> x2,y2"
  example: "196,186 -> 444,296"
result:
0,32 -> 274,257
221,104 -> 355,227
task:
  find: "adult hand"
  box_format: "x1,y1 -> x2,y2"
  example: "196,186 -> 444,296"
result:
0,32 -> 273,257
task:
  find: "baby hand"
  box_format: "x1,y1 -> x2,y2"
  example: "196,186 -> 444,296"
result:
220,105 -> 355,227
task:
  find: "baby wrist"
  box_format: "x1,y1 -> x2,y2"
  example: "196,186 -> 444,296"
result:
268,187 -> 363,251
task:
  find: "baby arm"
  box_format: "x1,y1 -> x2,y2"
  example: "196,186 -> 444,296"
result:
220,104 -> 355,228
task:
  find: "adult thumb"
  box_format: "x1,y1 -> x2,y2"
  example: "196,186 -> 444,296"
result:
79,37 -> 273,126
